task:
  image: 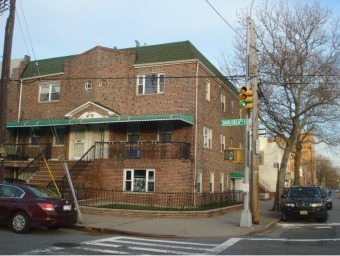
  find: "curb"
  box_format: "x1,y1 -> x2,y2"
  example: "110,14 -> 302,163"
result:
73,225 -> 180,238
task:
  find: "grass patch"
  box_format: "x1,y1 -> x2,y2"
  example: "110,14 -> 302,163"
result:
97,202 -> 241,211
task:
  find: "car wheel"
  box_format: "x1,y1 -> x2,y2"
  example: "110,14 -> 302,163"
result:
11,211 -> 30,233
316,215 -> 328,222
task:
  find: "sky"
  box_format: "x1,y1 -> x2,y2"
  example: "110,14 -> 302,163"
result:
0,0 -> 339,168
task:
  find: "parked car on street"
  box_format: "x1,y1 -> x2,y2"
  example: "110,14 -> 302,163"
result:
0,183 -> 78,233
281,186 -> 328,222
316,186 -> 333,210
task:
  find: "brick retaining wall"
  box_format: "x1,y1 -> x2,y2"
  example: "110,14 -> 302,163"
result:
79,204 -> 243,218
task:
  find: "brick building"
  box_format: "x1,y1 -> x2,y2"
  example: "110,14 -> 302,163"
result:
3,41 -> 244,203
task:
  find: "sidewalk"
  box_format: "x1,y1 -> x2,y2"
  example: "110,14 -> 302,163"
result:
75,200 -> 281,238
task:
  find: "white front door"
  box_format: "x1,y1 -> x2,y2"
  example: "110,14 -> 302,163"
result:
69,125 -> 109,160
70,126 -> 87,160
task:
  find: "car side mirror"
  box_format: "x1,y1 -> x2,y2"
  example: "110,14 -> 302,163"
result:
281,194 -> 286,199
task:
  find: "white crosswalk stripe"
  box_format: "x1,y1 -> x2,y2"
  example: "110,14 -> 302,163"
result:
277,222 -> 340,228
22,236 -> 221,255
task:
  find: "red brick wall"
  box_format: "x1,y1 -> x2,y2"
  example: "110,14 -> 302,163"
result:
6,46 -> 245,194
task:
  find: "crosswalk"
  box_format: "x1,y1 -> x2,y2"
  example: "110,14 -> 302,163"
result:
277,222 -> 340,229
23,236 -> 223,255
21,223 -> 340,255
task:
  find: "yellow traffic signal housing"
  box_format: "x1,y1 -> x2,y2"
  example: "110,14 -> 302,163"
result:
239,87 -> 253,110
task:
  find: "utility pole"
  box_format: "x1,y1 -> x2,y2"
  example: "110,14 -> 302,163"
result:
240,16 -> 253,228
0,0 -> 16,182
250,18 -> 260,224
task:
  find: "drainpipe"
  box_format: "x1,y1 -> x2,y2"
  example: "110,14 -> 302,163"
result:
15,79 -> 23,145
17,79 -> 23,121
194,61 -> 199,204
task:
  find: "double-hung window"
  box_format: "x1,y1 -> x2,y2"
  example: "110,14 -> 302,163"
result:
39,83 -> 60,102
205,80 -> 210,101
220,172 -> 224,192
220,134 -> 225,152
220,93 -> 226,111
203,127 -> 212,149
137,73 -> 165,95
127,123 -> 140,142
30,128 -> 41,146
210,172 -> 214,193
158,122 -> 172,142
124,169 -> 155,192
196,171 -> 202,193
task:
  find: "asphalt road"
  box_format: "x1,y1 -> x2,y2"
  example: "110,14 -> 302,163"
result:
0,192 -> 339,255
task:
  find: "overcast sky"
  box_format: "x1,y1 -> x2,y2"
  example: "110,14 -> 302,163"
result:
1,0 -> 339,168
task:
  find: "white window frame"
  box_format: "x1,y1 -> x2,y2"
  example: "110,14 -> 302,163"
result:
205,80 -> 210,101
39,83 -> 60,102
226,174 -> 229,189
220,172 -> 224,192
85,81 -> 93,90
196,171 -> 202,193
220,134 -> 225,152
203,127 -> 212,149
137,73 -> 165,95
210,172 -> 214,193
123,169 -> 155,192
220,93 -> 226,111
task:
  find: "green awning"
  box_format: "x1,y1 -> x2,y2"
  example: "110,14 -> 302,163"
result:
7,114 -> 195,128
230,172 -> 245,179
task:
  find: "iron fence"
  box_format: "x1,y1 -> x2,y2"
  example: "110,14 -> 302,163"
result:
95,141 -> 191,160
49,186 -> 243,210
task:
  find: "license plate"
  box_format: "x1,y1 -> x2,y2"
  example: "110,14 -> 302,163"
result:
300,210 -> 308,215
63,205 -> 71,211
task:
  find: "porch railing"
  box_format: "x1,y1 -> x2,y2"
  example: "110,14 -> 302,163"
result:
16,144 -> 52,180
46,145 -> 96,189
95,141 -> 191,160
4,143 -> 51,161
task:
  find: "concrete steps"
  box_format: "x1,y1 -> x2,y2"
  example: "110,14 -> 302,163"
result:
28,161 -> 77,187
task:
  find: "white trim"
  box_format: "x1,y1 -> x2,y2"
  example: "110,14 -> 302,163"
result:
123,169 -> 155,192
65,101 -> 119,119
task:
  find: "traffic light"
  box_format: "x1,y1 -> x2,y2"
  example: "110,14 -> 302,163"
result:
224,148 -> 244,162
239,86 -> 253,110
224,149 -> 235,161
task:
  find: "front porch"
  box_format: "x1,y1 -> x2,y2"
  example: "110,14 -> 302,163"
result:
2,141 -> 191,186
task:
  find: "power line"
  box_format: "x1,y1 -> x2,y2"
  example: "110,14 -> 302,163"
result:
205,0 -> 246,43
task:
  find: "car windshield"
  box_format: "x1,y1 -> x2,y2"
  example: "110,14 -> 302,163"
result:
288,187 -> 319,198
27,185 -> 60,199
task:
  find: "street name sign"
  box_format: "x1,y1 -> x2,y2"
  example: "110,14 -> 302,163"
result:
221,119 -> 245,126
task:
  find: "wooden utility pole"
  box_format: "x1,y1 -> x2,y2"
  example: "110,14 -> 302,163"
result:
0,0 -> 16,182
250,18 -> 260,224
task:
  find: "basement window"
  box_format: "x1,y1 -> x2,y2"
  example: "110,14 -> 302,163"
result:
124,169 -> 155,192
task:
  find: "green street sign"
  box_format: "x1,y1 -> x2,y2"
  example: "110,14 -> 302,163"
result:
221,119 -> 245,126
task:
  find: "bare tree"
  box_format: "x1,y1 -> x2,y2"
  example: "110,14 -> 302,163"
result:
315,156 -> 339,189
222,0 -> 340,211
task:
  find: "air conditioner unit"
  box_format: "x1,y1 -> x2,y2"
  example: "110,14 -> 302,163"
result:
126,149 -> 142,159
